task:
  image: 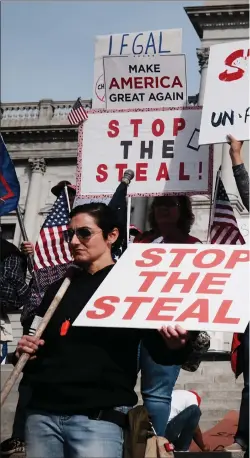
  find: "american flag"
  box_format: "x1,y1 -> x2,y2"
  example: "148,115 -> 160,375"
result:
34,191 -> 72,270
210,176 -> 245,245
68,98 -> 88,126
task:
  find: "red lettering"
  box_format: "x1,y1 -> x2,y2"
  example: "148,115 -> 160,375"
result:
176,299 -> 209,323
139,271 -> 167,292
225,250 -> 250,269
115,163 -> 128,181
144,77 -> 154,88
219,49 -> 248,82
86,296 -> 118,319
160,76 -> 170,88
173,118 -> 185,136
136,163 -> 148,181
213,300 -> 240,324
121,77 -> 133,88
156,163 -> 170,181
172,76 -> 183,88
123,296 -> 153,320
197,273 -> 231,294
169,248 -> 197,268
135,248 -> 166,268
109,78 -> 120,89
152,119 -> 165,137
193,249 -> 225,268
134,77 -> 143,89
107,120 -> 119,138
130,119 -> 142,137
179,162 -> 190,180
161,271 -> 200,293
96,164 -> 108,183
147,297 -> 182,321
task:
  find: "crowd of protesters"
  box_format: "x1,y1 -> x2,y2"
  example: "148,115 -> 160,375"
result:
0,135 -> 248,458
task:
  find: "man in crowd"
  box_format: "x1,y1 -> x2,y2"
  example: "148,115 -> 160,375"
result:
0,235 -> 29,454
165,389 -> 210,452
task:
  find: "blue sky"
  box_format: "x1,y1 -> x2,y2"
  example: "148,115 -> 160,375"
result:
2,1 -> 202,103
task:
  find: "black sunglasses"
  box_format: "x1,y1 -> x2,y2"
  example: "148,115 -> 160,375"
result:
63,227 -> 101,243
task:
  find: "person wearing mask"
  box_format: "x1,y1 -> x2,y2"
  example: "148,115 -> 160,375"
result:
225,136 -> 249,455
134,196 -> 202,437
0,181 -> 76,457
0,236 -> 29,455
165,389 -> 209,452
15,202 -> 203,458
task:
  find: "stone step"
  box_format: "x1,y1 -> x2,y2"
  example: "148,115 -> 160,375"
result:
199,419 -> 222,432
180,382 -> 243,392
200,408 -> 230,421
201,400 -> 240,410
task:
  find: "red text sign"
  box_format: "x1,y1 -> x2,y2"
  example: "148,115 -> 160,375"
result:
73,244 -> 250,332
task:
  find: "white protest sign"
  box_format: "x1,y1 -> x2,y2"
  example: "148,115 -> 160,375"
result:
76,108 -> 213,198
73,244 -> 250,333
93,29 -> 182,109
103,55 -> 187,109
199,40 -> 250,145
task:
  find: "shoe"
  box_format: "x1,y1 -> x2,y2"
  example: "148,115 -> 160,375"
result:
0,438 -> 25,456
225,443 -> 246,452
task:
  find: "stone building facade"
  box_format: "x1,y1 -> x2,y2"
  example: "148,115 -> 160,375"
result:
1,0 -> 249,352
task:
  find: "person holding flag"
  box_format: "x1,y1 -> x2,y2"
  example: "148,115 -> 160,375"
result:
222,135 -> 249,456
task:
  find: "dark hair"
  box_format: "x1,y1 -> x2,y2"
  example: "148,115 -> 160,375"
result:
148,196 -> 195,235
0,236 -> 27,275
70,203 -> 121,249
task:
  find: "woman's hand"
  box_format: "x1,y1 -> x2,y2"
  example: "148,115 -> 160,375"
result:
21,241 -> 34,256
227,134 -> 243,166
159,325 -> 190,349
15,335 -> 45,360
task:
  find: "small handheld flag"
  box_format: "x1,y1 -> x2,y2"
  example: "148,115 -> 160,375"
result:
210,175 -> 245,245
0,135 -> 20,216
68,98 -> 88,126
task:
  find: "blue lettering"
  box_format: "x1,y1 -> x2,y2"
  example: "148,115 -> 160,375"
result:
109,35 -> 113,55
159,31 -> 171,54
145,32 -> 156,54
132,33 -> 143,55
120,34 -> 129,55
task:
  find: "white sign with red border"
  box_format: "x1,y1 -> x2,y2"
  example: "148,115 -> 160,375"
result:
73,244 -> 250,333
93,29 -> 182,109
76,107 -> 213,198
103,54 -> 187,109
199,40 -> 250,145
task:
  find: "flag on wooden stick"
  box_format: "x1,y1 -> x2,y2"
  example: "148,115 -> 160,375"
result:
34,190 -> 72,270
68,97 -> 88,126
210,175 -> 245,245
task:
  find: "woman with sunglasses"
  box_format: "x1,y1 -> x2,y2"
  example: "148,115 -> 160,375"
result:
15,202 -> 201,458
134,196 -> 202,439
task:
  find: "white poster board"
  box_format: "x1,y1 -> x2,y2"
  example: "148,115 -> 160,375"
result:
103,55 -> 187,109
76,107 -> 213,198
93,29 -> 182,109
73,244 -> 250,332
199,40 -> 250,145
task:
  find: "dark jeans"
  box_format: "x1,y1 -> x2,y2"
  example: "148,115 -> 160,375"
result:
165,405 -> 201,451
235,324 -> 249,450
12,376 -> 32,441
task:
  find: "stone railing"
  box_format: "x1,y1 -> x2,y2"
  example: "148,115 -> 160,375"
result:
0,99 -> 92,128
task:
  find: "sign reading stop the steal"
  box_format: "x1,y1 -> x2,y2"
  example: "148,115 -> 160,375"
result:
73,244 -> 250,332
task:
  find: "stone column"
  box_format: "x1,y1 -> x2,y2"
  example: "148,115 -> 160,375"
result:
196,47 -> 210,105
23,158 -> 46,243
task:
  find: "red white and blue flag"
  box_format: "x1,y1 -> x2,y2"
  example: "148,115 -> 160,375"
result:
68,98 -> 88,126
34,191 -> 72,270
210,176 -> 245,245
0,134 -> 20,216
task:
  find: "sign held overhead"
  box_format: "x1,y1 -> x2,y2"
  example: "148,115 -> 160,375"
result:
93,29 -> 182,109
199,40 -> 250,145
76,107 -> 212,198
103,55 -> 187,109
